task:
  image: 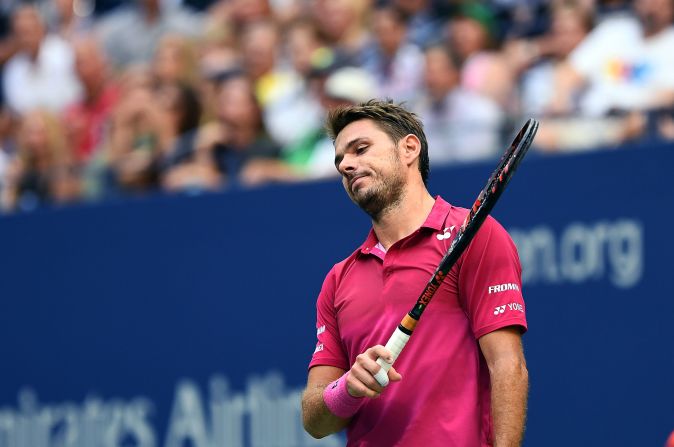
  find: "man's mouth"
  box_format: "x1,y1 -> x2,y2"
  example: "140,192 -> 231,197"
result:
349,174 -> 367,192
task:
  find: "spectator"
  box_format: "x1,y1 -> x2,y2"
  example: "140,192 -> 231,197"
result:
533,0 -> 674,151
155,81 -> 204,176
195,23 -> 242,122
309,0 -> 371,65
240,66 -> 379,185
1,109 -> 80,211
151,33 -> 199,89
550,0 -> 674,117
198,73 -> 281,188
361,3 -> 424,103
63,36 -> 120,165
447,2 -> 515,110
2,5 -> 82,115
504,0 -> 593,117
105,66 -> 168,194
492,0 -> 551,42
95,0 -> 203,69
262,18 -> 325,146
411,44 -> 503,165
391,0 -> 448,48
159,82 -> 221,193
239,19 -> 290,107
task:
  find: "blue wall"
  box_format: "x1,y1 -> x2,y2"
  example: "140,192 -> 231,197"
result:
0,142 -> 672,447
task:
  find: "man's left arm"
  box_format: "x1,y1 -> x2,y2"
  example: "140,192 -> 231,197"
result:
479,326 -> 529,447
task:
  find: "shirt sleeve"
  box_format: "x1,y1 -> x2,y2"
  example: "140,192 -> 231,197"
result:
458,216 -> 527,339
308,266 -> 350,371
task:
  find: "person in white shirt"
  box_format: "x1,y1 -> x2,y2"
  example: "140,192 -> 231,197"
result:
2,5 -> 82,115
551,0 -> 674,117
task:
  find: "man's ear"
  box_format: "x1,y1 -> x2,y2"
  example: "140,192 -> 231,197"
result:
400,134 -> 421,167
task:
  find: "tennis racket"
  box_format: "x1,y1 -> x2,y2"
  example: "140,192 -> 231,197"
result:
373,118 -> 539,387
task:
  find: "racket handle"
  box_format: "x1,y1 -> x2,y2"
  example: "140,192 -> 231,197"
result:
373,327 -> 410,387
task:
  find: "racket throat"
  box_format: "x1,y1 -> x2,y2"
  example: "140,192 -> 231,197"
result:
398,313 -> 419,335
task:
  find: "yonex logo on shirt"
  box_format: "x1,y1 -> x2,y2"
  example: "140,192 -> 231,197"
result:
488,283 -> 520,294
494,303 -> 525,316
314,343 -> 324,353
317,325 -> 326,336
436,226 -> 455,240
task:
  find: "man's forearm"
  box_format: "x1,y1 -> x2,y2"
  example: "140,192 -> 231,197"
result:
301,385 -> 350,439
490,359 -> 529,447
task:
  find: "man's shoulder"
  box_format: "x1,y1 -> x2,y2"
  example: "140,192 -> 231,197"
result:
329,247 -> 363,278
321,236 -> 378,288
440,205 -> 514,253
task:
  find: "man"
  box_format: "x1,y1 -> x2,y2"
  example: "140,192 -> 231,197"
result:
301,100 -> 528,446
95,0 -> 202,69
63,36 -> 119,164
2,5 -> 81,115
550,0 -> 674,117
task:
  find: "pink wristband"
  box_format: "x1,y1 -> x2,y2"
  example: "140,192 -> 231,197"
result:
323,372 -> 364,418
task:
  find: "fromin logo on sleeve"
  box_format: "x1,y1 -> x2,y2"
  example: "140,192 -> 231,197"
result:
488,283 -> 520,294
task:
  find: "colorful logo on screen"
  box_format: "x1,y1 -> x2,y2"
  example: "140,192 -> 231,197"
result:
604,59 -> 651,84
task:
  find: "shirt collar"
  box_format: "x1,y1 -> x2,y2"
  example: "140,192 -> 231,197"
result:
420,195 -> 451,231
358,196 -> 452,255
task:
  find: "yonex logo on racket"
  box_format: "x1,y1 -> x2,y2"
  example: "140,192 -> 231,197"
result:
419,271 -> 447,306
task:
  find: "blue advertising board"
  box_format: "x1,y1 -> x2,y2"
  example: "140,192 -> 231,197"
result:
0,142 -> 672,447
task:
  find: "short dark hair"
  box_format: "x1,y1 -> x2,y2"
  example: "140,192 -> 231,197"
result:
325,99 -> 430,184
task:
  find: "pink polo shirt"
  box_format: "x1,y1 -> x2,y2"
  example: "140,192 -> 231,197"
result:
309,196 -> 527,447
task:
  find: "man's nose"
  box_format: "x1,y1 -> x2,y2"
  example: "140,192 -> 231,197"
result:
338,154 -> 357,175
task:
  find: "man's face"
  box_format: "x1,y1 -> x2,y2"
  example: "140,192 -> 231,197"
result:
74,41 -> 106,87
12,8 -> 43,53
424,47 -> 458,99
334,119 -> 406,219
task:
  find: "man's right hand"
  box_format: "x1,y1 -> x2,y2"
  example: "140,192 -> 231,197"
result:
346,345 -> 402,399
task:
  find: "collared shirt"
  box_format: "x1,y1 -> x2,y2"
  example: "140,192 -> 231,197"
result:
309,196 -> 527,447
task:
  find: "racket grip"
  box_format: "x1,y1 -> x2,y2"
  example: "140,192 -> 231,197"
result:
373,327 -> 410,387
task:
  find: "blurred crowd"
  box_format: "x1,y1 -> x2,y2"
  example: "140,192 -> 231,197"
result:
0,0 -> 673,213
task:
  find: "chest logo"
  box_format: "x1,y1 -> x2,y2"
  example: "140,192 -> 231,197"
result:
436,226 -> 455,240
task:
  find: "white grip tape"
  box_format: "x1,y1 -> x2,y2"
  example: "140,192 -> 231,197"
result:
373,328 -> 410,387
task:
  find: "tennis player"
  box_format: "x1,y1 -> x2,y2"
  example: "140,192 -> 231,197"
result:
301,100 -> 528,446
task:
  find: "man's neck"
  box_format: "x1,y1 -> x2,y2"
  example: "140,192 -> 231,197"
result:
372,187 -> 435,250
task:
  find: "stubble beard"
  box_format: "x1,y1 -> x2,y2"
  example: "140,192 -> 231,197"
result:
349,163 -> 406,222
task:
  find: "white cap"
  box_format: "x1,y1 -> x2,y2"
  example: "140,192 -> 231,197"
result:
324,67 -> 377,104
